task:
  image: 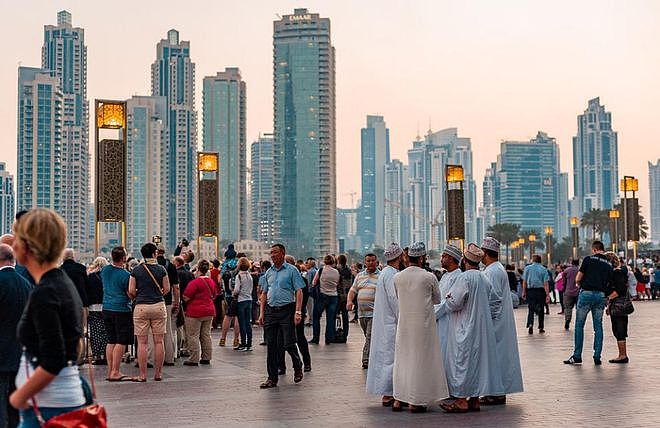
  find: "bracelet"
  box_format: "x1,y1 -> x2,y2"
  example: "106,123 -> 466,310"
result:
295,311 -> 302,315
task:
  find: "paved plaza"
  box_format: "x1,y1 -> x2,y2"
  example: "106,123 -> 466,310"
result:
96,301 -> 660,427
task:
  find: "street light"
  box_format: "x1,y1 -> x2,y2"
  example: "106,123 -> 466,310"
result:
517,237 -> 525,263
608,209 -> 620,253
570,217 -> 579,259
620,176 -> 640,267
528,234 -> 536,261
445,165 -> 465,250
544,226 -> 553,266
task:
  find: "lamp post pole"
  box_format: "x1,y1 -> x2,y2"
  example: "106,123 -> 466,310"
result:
544,227 -> 552,266
528,234 -> 536,261
570,217 -> 579,260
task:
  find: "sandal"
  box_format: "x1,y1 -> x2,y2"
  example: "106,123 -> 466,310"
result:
410,405 -> 427,413
107,375 -> 133,382
382,397 -> 395,407
440,400 -> 468,413
479,395 -> 506,406
154,376 -> 163,381
132,377 -> 147,383
468,397 -> 481,412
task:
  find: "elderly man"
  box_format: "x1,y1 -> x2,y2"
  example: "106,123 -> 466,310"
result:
61,248 -> 89,308
0,234 -> 33,284
435,244 -> 463,375
480,237 -> 523,405
347,254 -> 380,369
366,243 -> 405,407
0,244 -> 32,428
437,243 -> 501,413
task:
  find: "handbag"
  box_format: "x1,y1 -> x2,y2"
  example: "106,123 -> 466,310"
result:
26,356 -> 107,427
610,292 -> 634,316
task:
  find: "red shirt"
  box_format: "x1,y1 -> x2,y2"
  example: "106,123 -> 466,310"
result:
210,267 -> 220,285
183,277 -> 218,318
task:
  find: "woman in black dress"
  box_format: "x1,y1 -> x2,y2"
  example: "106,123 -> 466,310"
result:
605,252 -> 630,364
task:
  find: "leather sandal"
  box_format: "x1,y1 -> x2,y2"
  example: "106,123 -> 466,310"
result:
440,400 -> 468,413
410,405 -> 427,413
479,395 -> 506,406
260,379 -> 278,389
382,397 -> 395,407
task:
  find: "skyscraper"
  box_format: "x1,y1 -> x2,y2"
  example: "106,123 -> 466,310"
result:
650,160 -> 660,245
16,67 -> 62,213
152,29 -> 197,251
273,8 -> 336,256
0,163 -> 15,235
251,133 -> 275,244
125,96 -> 168,257
383,159 -> 409,246
572,97 -> 619,216
203,68 -> 247,242
358,115 -> 390,249
42,11 -> 90,252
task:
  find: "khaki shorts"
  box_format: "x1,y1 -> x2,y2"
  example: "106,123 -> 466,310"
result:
133,302 -> 167,336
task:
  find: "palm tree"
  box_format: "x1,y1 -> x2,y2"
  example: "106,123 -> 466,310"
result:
580,209 -> 606,240
487,223 -> 520,263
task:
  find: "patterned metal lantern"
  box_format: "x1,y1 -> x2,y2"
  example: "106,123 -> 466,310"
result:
445,164 -> 465,244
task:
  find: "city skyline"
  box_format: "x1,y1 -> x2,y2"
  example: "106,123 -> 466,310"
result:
2,1 -> 659,236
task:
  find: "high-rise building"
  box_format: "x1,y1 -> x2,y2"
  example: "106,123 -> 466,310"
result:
336,208 -> 360,252
489,131 -> 564,238
151,29 -> 198,251
383,159 -> 409,246
406,128 -> 478,249
125,96 -> 168,257
0,163 -> 15,234
16,67 -> 63,213
42,11 -> 90,252
358,115 -> 390,249
251,133 -> 275,244
273,8 -> 336,257
572,97 -> 619,216
481,162 -> 499,231
650,160 -> 660,245
203,68 -> 247,242
558,172 -> 570,239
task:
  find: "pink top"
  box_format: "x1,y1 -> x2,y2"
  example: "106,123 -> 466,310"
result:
183,277 -> 218,318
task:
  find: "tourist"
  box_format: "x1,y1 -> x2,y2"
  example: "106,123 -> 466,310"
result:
129,243 -> 170,382
392,242 -> 447,413
347,254 -> 380,369
9,209 -> 87,424
278,263 -> 312,373
156,245 -> 180,367
562,259 -> 580,330
258,244 -> 305,389
233,257 -> 254,351
564,241 -> 612,365
310,254 -> 340,345
335,254 -> 354,342
86,256 -> 108,365
366,243 -> 404,407
522,255 -> 550,334
605,253 -> 631,364
304,258 -> 317,326
0,243 -> 32,428
182,260 -> 217,366
437,243 -> 501,413
652,265 -> 660,300
174,256 -> 194,357
555,264 -> 565,314
61,248 -> 89,312
220,246 -> 239,347
100,247 -> 133,382
480,237 -> 523,405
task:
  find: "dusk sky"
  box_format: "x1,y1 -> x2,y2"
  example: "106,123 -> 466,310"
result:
2,0 -> 658,221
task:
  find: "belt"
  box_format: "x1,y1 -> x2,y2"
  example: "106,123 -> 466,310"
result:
267,302 -> 295,312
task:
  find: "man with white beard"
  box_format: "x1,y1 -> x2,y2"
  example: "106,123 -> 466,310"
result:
480,237 -> 523,405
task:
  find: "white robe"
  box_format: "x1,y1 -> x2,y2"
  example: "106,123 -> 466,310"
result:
435,268 -> 462,372
483,262 -> 524,395
436,269 -> 502,398
366,265 -> 399,396
393,266 -> 448,405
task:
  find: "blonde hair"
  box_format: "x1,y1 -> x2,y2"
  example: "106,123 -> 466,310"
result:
90,256 -> 108,272
604,251 -> 619,268
13,209 -> 67,265
238,257 -> 251,271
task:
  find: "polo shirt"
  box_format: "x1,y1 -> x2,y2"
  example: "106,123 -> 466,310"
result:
578,253 -> 613,292
350,269 -> 380,318
522,263 -> 549,289
261,262 -> 305,307
100,264 -> 131,312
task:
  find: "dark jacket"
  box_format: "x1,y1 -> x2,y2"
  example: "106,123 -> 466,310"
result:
86,271 -> 104,306
18,268 -> 83,375
61,259 -> 89,307
0,266 -> 33,372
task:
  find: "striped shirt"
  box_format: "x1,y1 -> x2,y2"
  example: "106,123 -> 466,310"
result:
350,269 -> 380,318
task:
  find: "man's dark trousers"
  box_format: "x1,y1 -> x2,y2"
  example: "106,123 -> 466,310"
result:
0,371 -> 18,428
264,303 -> 302,382
526,288 -> 546,329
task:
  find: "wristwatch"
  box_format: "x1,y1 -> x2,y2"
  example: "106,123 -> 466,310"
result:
295,311 -> 302,315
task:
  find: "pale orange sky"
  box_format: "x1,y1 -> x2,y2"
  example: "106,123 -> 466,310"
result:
1,0 -> 659,222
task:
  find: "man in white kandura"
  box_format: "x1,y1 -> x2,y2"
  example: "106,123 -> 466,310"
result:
437,243 -> 502,413
366,243 -> 405,408
392,242 -> 447,413
435,244 -> 464,372
480,237 -> 524,405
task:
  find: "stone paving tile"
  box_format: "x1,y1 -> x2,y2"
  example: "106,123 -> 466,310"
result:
95,301 -> 660,427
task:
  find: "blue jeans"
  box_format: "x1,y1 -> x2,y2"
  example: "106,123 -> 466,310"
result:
19,406 -> 83,428
237,300 -> 253,347
573,290 -> 606,359
312,293 -> 338,343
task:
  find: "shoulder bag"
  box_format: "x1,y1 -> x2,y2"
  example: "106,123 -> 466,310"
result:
142,263 -> 165,295
609,291 -> 634,316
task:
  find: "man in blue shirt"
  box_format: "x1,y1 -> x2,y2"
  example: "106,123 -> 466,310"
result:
258,244 -> 305,388
651,265 -> 660,300
522,254 -> 549,334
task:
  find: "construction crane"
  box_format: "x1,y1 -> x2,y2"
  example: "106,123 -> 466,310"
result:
384,198 -> 444,250
343,192 -> 358,209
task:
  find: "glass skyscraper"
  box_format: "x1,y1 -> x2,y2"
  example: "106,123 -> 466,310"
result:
203,68 -> 247,242
0,163 -> 15,235
125,96 -> 168,257
359,115 -> 390,249
42,11 -> 90,253
572,97 -> 619,216
251,133 -> 275,244
273,8 -> 336,257
151,29 -> 197,251
383,159 -> 409,246
650,160 -> 660,245
16,67 -> 62,214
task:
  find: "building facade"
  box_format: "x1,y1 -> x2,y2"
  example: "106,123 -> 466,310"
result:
572,97 -> 619,216
0,163 -> 15,235
125,96 -> 168,257
336,208 -> 360,253
273,8 -> 336,257
650,160 -> 660,245
16,67 -> 63,214
383,159 -> 409,246
42,11 -> 90,252
151,29 -> 198,251
202,68 -> 247,242
358,115 -> 390,249
250,133 -> 275,244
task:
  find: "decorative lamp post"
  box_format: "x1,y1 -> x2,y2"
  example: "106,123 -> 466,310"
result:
608,209 -> 620,253
518,237 -> 525,263
528,233 -> 536,261
570,217 -> 579,259
445,165 -> 465,250
544,226 -> 553,266
620,176 -> 639,266
198,152 -> 220,259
